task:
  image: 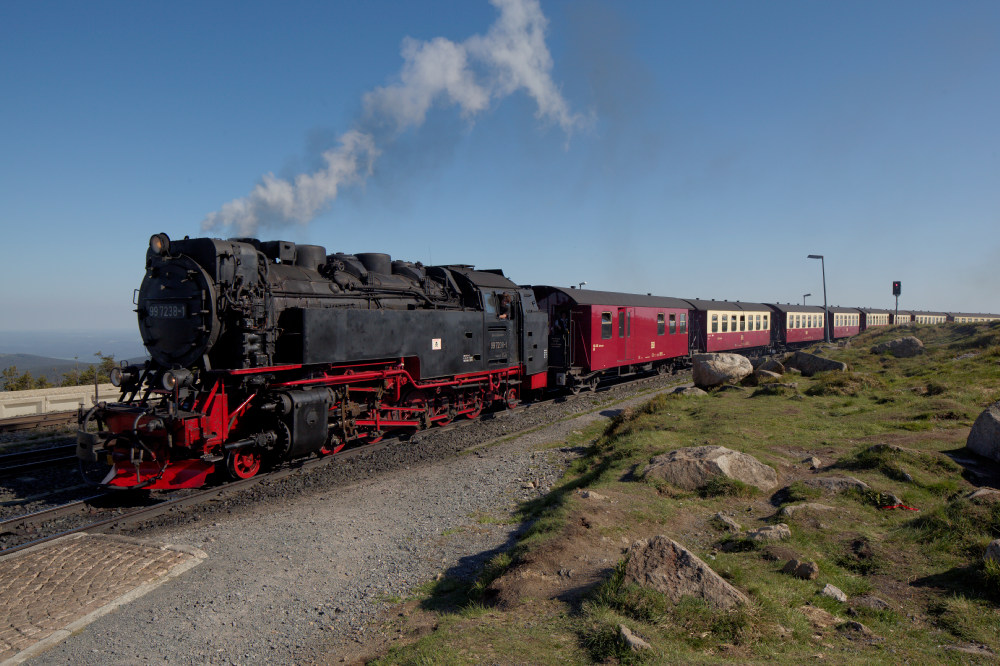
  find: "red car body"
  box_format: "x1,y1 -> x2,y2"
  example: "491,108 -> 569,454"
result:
532,287 -> 689,388
684,299 -> 772,353
828,307 -> 862,340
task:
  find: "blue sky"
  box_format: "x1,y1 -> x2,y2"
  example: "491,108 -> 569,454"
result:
2,0 -> 998,336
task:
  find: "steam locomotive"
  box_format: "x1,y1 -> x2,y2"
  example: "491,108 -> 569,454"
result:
77,233 -> 547,489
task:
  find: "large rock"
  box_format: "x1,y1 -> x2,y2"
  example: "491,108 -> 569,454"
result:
851,595 -> 891,611
779,502 -> 837,518
785,351 -> 847,377
967,401 -> 1000,463
619,625 -> 651,652
984,539 -> 1000,565
821,584 -> 847,603
803,476 -> 870,494
782,559 -> 820,580
692,353 -> 753,388
645,445 -> 778,491
746,524 -> 792,542
757,358 -> 785,375
624,536 -> 749,609
713,512 -> 742,533
871,336 -> 924,358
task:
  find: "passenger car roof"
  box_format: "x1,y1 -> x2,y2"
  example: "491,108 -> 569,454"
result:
532,286 -> 690,309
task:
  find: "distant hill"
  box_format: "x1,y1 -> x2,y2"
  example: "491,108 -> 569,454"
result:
0,353 -> 94,384
0,329 -> 146,363
0,353 -> 148,386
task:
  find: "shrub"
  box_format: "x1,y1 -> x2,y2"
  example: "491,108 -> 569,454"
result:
698,476 -> 760,499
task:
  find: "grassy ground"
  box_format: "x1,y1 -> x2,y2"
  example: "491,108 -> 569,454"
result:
372,322 -> 1000,664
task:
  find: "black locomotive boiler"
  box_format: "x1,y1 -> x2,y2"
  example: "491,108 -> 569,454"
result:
78,233 -> 548,489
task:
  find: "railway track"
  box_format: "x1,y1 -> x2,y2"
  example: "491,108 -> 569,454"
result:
0,436 -> 397,558
0,410 -> 77,433
0,442 -> 78,477
0,371 -> 689,558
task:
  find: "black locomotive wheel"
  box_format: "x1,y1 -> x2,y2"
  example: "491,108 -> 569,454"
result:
319,433 -> 345,456
402,390 -> 431,430
464,392 -> 484,419
227,448 -> 262,480
433,392 -> 455,426
505,388 -> 518,409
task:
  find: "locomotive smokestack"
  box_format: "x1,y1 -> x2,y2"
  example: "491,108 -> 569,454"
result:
202,0 -> 590,236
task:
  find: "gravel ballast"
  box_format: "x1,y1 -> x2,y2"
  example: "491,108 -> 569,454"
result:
29,376 -> 685,664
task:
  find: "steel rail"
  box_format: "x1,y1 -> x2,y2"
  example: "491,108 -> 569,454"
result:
0,443 -> 78,477
0,411 -> 77,433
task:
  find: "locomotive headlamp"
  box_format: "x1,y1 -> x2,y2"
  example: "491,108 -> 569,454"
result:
149,233 -> 171,256
111,365 -> 141,389
162,368 -> 193,391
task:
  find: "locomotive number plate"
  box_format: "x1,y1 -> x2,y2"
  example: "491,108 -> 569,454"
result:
148,302 -> 187,319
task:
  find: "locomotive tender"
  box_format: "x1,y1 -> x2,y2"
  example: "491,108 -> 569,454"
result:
78,232 -> 1000,490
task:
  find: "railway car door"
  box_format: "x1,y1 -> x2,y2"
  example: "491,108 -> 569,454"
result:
617,307 -> 628,362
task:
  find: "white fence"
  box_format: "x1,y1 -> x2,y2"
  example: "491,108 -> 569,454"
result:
0,384 -> 119,418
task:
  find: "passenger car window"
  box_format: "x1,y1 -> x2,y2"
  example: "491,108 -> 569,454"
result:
739,315 -> 745,332
669,313 -> 676,334
601,312 -> 612,339
711,314 -> 718,333
680,313 -> 687,334
619,311 -> 625,337
722,316 -> 729,332
657,313 -> 665,335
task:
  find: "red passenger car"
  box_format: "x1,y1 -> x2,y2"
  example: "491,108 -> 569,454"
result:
891,310 -> 913,325
858,308 -> 891,331
684,299 -> 772,353
767,304 -> 827,347
828,306 -> 861,340
532,287 -> 690,392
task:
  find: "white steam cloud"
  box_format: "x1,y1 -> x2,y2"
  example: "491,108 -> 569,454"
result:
203,0 -> 588,236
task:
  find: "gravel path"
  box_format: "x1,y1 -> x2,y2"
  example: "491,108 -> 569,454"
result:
30,376 -> 686,665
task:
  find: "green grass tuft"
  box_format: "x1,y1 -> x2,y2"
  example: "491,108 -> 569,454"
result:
805,372 -> 885,397
698,475 -> 761,499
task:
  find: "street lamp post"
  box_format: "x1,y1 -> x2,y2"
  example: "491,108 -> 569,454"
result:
802,293 -> 811,306
807,255 -> 829,343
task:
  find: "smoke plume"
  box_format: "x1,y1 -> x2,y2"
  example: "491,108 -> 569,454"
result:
203,0 -> 588,236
